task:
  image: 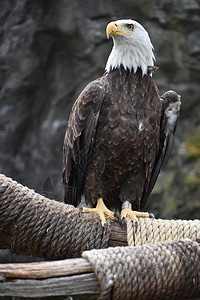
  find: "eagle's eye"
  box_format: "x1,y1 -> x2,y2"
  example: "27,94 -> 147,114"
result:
126,24 -> 134,30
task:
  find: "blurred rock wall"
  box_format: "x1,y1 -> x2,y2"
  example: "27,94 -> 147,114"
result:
0,0 -> 200,218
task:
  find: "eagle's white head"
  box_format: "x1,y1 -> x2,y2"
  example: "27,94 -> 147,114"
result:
105,19 -> 155,76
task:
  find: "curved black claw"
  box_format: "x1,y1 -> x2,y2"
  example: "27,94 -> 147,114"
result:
121,216 -> 125,228
104,223 -> 107,234
134,221 -> 138,233
78,207 -> 83,217
148,212 -> 155,219
114,212 -> 122,224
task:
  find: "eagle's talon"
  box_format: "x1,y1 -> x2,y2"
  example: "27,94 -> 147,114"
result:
121,216 -> 125,227
78,207 -> 83,217
149,212 -> 155,218
114,212 -> 121,223
121,202 -> 154,234
134,221 -> 138,233
104,223 -> 107,233
77,198 -> 118,230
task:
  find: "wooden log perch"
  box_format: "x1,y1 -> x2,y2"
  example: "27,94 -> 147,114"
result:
1,173 -> 200,299
0,258 -> 101,299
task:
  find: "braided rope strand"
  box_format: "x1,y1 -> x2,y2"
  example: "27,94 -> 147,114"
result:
126,215 -> 134,246
0,174 -> 111,260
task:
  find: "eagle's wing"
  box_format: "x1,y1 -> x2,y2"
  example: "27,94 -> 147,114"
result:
141,90 -> 181,209
63,79 -> 105,206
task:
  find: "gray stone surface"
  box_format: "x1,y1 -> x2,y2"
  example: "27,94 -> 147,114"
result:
0,0 -> 200,218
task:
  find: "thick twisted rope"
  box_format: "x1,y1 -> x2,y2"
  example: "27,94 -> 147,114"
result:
126,215 -> 200,246
83,239 -> 200,300
0,174 -> 110,260
126,216 -> 134,246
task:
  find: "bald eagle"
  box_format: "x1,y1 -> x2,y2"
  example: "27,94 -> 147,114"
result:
63,19 -> 181,230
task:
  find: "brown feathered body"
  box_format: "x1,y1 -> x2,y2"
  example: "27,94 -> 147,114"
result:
63,67 -> 164,211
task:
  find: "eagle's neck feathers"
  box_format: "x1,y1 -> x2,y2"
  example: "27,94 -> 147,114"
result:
105,27 -> 155,76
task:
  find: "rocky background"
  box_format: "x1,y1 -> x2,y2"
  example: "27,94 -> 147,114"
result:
1,0 -> 200,222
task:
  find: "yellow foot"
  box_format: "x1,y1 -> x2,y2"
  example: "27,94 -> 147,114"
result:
121,201 -> 154,232
78,198 -> 120,232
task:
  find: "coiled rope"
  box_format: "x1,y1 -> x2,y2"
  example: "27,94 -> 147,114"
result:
126,214 -> 200,246
83,239 -> 200,299
0,174 -> 110,260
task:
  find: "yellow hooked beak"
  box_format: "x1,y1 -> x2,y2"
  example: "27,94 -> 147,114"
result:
106,21 -> 131,39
